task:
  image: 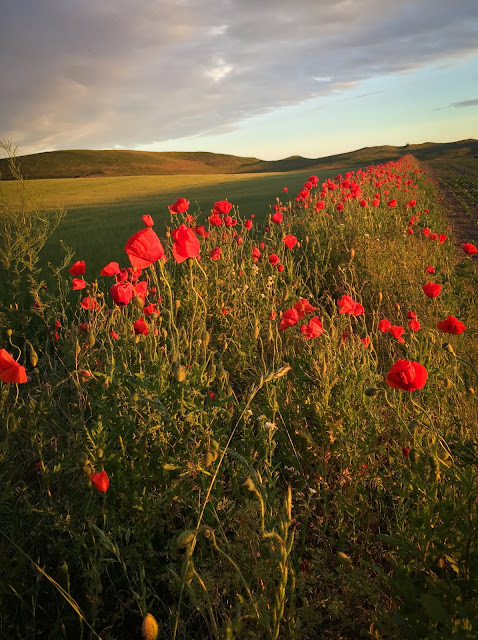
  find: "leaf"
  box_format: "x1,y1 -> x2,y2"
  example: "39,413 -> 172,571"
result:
419,593 -> 448,624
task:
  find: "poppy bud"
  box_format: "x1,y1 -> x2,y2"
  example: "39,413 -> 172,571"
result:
6,328 -> 12,337
242,477 -> 257,492
337,551 -> 352,566
322,361 -> 327,376
176,530 -> 196,549
30,349 -> 38,367
206,360 -> 216,382
395,303 -> 400,311
203,330 -> 210,347
305,236 -> 309,244
132,295 -> 144,309
364,387 -> 380,397
253,322 -> 260,339
442,342 -> 455,355
96,447 -> 104,459
349,248 -> 355,261
75,340 -> 81,357
175,299 -> 181,310
187,257 -> 194,266
468,387 -> 475,395
173,363 -> 187,382
87,331 -> 95,347
378,292 -> 383,303
142,613 -> 159,640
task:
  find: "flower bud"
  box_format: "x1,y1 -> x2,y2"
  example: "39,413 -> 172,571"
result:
142,613 -> 159,640
443,342 -> 455,355
173,363 -> 187,382
6,328 -> 12,337
364,387 -> 380,397
132,295 -> 144,310
30,349 -> 38,367
87,331 -> 95,348
349,248 -> 355,261
337,551 -> 352,566
175,299 -> 181,310
176,531 -> 196,549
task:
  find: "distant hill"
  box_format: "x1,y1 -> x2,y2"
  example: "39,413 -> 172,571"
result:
1,139 -> 477,180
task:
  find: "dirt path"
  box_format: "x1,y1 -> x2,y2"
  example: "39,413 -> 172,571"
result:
420,160 -> 478,255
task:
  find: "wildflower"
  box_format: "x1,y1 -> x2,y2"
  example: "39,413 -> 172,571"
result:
142,215 -> 154,227
68,261 -> 85,276
133,318 -> 149,335
244,220 -> 253,230
315,200 -> 325,211
437,316 -> 466,334
284,235 -> 298,249
425,266 -> 435,274
378,318 -> 392,332
110,282 -> 135,306
462,242 -> 478,255
169,198 -> 189,214
388,325 -> 405,343
283,186 -> 288,192
0,349 -> 27,383
386,360 -> 428,391
387,199 -> 397,207
110,330 -> 118,340
142,613 -> 159,640
72,278 -> 87,290
271,212 -> 283,224
208,213 -> 223,226
402,447 -> 411,458
422,228 -> 431,237
90,470 -> 110,492
361,336 -> 370,348
294,298 -> 317,319
422,282 -> 441,298
252,247 -> 261,262
100,262 -> 120,276
278,264 -> 284,272
408,319 -> 421,332
439,234 -> 447,244
209,247 -> 222,261
143,303 -> 158,317
337,295 -> 364,316
213,200 -> 232,216
125,228 -> 165,269
269,254 -> 280,266
279,309 -> 299,331
80,297 -> 100,310
172,224 -> 200,263
300,317 -> 324,339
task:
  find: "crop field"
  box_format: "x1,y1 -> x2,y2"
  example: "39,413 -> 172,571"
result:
1,154 -> 478,640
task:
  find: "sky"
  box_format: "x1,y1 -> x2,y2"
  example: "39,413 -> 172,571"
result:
1,0 -> 477,161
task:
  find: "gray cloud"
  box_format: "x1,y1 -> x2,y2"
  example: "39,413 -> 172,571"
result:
1,0 -> 477,153
452,98 -> 478,107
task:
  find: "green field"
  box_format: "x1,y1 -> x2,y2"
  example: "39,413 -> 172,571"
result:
1,167 -> 357,273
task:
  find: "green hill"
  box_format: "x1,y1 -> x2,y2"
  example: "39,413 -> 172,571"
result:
1,139 -> 477,180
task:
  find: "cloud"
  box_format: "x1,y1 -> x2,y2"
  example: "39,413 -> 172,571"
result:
0,0 -> 477,153
452,98 -> 478,107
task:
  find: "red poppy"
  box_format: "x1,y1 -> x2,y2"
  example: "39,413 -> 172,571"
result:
283,186 -> 288,192
437,316 -> 466,334
134,280 -> 148,302
408,319 -> 421,332
425,266 -> 435,274
336,203 -> 344,212
278,264 -> 284,272
378,319 -> 392,332
142,215 -> 154,227
193,226 -> 209,238
337,295 -> 364,316
386,360 -> 427,392
209,247 -> 222,261
223,215 -> 235,226
462,242 -> 478,255
429,233 -> 438,241
143,303 -> 158,317
100,262 -> 120,276
271,212 -> 283,224
402,447 -> 411,458
422,228 -> 431,237
359,199 -> 368,207
68,261 -> 85,276
269,311 -> 277,319
361,336 -> 370,348
284,235 -> 298,249
133,318 -> 149,335
110,282 -> 135,306
279,309 -> 300,331
213,200 -> 232,216
269,254 -> 280,266
293,298 -> 317,319
300,317 -> 323,339
407,311 -> 417,319
315,200 -> 325,211
110,330 -> 118,340
387,199 -> 397,207
172,224 -> 200,263
208,213 -> 223,226
372,198 -> 380,207
244,220 -> 253,230
439,234 -> 447,244
125,228 -> 165,269
90,470 -> 110,492
422,282 -> 441,298
252,247 -> 261,262
0,348 -> 27,383
387,325 -> 405,343
72,278 -> 87,290
235,235 -> 243,245
169,198 -> 190,214
80,297 -> 100,310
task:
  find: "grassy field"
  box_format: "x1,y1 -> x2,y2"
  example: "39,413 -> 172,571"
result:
1,167 -> 357,273
1,154 -> 478,639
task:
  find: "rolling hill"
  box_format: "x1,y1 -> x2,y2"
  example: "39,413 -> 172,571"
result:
0,139 -> 477,180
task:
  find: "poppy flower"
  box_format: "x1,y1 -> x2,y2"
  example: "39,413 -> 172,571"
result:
133,318 -> 149,335
142,215 -> 154,227
429,233 -> 438,241
315,200 -> 325,211
90,470 -> 110,492
425,266 -> 435,274
294,298 -> 317,319
271,212 -> 283,224
372,198 -> 380,207
68,261 -> 85,276
439,234 -> 447,244
269,254 -> 280,266
279,309 -> 299,331
422,228 -> 431,237
402,447 -> 411,458
422,282 -> 441,298
134,280 -> 148,302
337,295 -> 364,316
209,247 -> 222,261
80,297 -> 100,310
208,213 -> 223,226
269,311 -> 277,319
213,200 -> 232,216
235,235 -> 243,245
387,325 -> 405,343
462,242 -> 478,255
408,319 -> 421,332
72,278 -> 87,290
110,330 -> 119,340
143,303 -> 158,317
110,282 -> 134,306
125,228 -> 165,269
223,215 -> 235,226
244,220 -> 253,230
378,319 -> 392,332
172,224 -> 200,263
284,235 -> 298,249
252,247 -> 261,262
283,187 -> 288,192
336,203 -> 344,212
278,264 -> 284,272
386,360 -> 427,392
100,262 -> 120,276
300,317 -> 323,339
361,336 -> 370,348
169,198 -> 190,214
0,348 -> 27,383
437,316 -> 466,334
407,311 -> 417,319
387,199 -> 397,207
